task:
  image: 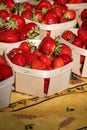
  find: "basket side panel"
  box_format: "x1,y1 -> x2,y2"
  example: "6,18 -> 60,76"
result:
15,72 -> 45,97
47,69 -> 72,96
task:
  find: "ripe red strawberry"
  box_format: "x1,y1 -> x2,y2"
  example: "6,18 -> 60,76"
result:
81,9 -> 87,21
0,55 -> 7,65
77,28 -> 87,42
60,54 -> 72,65
12,53 -> 26,66
51,6 -> 63,22
24,52 -> 38,65
0,10 -> 9,21
39,54 -> 52,67
7,48 -> 22,61
44,78 -> 50,94
63,9 -> 76,20
0,64 -> 13,81
62,30 -> 75,41
81,21 -> 87,30
68,0 -> 83,3
60,17 -> 69,23
34,49 -> 42,57
19,41 -> 31,53
43,9 -> 58,24
31,58 -> 46,70
36,0 -> 52,11
4,0 -> 15,11
39,36 -> 56,55
54,0 -> 67,5
60,5 -> 68,13
6,14 -> 26,33
0,29 -> 19,43
19,2 -> 34,12
80,43 -> 87,64
71,37 -> 83,48
32,10 -> 44,23
59,43 -> 72,56
19,22 -> 40,41
53,57 -> 64,69
21,10 -> 33,20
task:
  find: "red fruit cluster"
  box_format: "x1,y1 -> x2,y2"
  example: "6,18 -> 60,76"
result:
62,28 -> 87,64
0,1 -> 40,43
54,0 -> 86,4
16,0 -> 76,25
0,55 -> 13,81
7,36 -> 72,70
80,9 -> 87,30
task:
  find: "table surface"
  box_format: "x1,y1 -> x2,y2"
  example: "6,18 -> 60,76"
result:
0,73 -> 87,130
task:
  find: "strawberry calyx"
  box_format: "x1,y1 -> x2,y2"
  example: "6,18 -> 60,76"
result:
19,4 -> 25,13
0,3 -> 10,13
5,18 -> 18,30
54,36 -> 62,56
0,18 -> 4,28
27,26 -> 40,39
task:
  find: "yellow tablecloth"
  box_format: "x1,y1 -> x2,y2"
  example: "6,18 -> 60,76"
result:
0,73 -> 87,130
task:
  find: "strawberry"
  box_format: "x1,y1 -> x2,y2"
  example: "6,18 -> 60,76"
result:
80,43 -> 87,64
19,41 -> 31,53
21,10 -> 33,20
53,56 -> 64,69
0,64 -> 13,81
81,21 -> 87,30
60,17 -> 69,23
4,0 -> 15,11
0,55 -> 7,65
19,22 -> 40,41
12,53 -> 26,66
54,0 -> 67,5
31,58 -> 46,70
0,10 -> 9,21
19,2 -> 34,13
24,52 -> 38,66
59,43 -> 72,56
71,37 -> 83,48
68,0 -> 83,3
6,14 -> 26,33
63,9 -> 76,20
39,35 -> 56,55
81,9 -> 87,21
51,6 -> 63,22
0,0 -> 5,3
60,5 -> 68,13
61,30 -> 75,41
36,0 -> 52,12
7,48 -> 22,61
44,78 -> 50,94
77,28 -> 87,42
34,49 -> 42,57
60,54 -> 72,65
32,10 -> 44,23
39,54 -> 52,67
43,9 -> 58,24
0,29 -> 19,43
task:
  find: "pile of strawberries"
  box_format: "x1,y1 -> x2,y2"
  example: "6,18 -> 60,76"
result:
0,55 -> 13,81
54,0 -> 86,4
61,27 -> 87,64
0,0 -> 40,43
17,0 -> 76,24
7,35 -> 72,70
0,0 -> 87,84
